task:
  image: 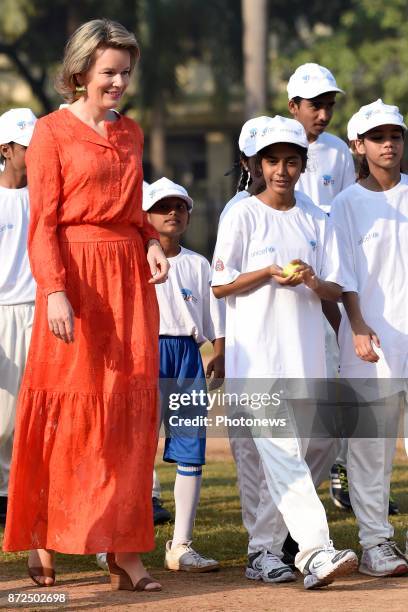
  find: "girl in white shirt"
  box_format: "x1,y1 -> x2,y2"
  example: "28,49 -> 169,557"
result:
212,115 -> 357,590
330,99 -> 408,577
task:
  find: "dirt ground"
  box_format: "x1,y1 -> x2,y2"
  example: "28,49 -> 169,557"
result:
1,439 -> 408,611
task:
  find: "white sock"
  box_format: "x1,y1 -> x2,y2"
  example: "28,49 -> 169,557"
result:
171,464 -> 202,548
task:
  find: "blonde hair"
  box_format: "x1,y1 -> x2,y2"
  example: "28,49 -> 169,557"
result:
55,18 -> 140,102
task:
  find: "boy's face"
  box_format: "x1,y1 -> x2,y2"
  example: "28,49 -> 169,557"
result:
355,124 -> 404,171
288,92 -> 337,141
147,196 -> 190,238
260,143 -> 304,196
0,142 -> 28,173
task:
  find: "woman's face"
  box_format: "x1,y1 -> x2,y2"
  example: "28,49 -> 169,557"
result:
80,47 -> 131,109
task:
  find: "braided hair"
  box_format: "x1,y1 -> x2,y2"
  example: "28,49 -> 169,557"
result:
237,153 -> 252,193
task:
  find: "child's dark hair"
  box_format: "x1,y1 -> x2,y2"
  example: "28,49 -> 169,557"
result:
253,143 -> 308,178
291,96 -> 303,106
237,153 -> 251,192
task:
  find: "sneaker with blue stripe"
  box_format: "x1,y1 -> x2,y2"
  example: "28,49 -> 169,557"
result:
303,542 -> 358,589
246,550 -> 296,583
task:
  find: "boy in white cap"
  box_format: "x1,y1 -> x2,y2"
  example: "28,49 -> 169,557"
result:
0,108 -> 37,525
330,99 -> 408,577
212,114 -> 358,589
144,177 -> 225,572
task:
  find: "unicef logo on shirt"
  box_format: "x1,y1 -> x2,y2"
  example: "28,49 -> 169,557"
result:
181,288 -> 197,303
322,174 -> 334,186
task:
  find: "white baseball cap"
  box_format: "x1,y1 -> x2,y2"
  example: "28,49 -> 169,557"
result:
239,116 -> 273,156
287,63 -> 344,100
240,115 -> 308,157
143,177 -> 193,212
353,99 -> 406,136
0,108 -> 37,146
347,113 -> 359,142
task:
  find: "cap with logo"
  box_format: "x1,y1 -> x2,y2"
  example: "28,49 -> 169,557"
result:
142,177 -> 193,212
239,115 -> 308,157
0,108 -> 37,147
353,99 -> 407,136
287,63 -> 344,101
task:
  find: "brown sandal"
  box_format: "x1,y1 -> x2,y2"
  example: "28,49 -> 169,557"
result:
28,564 -> 56,587
107,553 -> 162,592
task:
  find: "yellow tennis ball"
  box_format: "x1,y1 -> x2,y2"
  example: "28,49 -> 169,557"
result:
282,262 -> 301,277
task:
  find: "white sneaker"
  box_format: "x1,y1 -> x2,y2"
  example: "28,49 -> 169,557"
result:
164,540 -> 219,572
303,542 -> 358,589
359,541 -> 408,577
95,553 -> 108,571
246,550 -> 296,583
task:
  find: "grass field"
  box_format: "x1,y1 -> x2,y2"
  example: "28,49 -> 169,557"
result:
1,452 -> 407,578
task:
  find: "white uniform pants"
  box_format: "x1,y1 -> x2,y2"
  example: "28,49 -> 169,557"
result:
231,400 -> 330,572
0,303 -> 34,496
152,468 -> 161,499
229,436 -> 287,555
347,394 -> 401,550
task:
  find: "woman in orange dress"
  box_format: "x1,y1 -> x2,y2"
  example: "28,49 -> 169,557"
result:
3,19 -> 169,592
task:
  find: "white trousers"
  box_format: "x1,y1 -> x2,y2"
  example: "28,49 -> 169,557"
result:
152,468 -> 161,499
347,394 -> 401,550
231,400 -> 330,572
0,302 -> 34,496
229,436 -> 286,555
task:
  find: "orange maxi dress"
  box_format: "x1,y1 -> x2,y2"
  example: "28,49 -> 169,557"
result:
3,109 -> 160,554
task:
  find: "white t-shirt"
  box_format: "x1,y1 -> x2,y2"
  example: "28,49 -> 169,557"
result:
211,192 -> 342,378
330,175 -> 408,378
0,185 -> 35,305
296,132 -> 356,214
156,246 -> 225,344
219,190 -> 250,223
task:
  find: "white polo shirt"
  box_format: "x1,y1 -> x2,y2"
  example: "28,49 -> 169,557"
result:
296,132 -> 356,214
155,246 -> 225,344
0,186 -> 35,305
211,192 -> 342,378
330,175 -> 408,378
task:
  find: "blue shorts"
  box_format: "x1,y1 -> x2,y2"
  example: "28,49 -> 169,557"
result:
159,335 -> 207,465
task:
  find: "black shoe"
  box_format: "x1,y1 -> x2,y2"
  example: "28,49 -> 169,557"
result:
330,463 -> 352,511
0,496 -> 7,527
389,495 -> 400,515
152,497 -> 172,525
281,533 -> 299,571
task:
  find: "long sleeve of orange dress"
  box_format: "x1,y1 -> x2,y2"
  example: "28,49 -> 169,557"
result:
27,119 -> 66,296
3,109 -> 160,554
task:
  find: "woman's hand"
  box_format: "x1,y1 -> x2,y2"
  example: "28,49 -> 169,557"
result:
47,291 -> 75,343
146,239 -> 169,284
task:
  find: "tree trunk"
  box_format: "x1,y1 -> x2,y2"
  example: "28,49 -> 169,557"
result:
150,97 -> 166,180
241,0 -> 267,119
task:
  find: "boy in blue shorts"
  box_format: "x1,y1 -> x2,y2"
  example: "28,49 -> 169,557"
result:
143,177 -> 225,571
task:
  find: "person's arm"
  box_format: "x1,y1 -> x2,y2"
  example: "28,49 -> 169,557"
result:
206,337 -> 225,387
26,119 -> 74,343
342,291 -> 380,362
300,262 -> 342,301
212,264 -> 303,299
321,300 -> 342,336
